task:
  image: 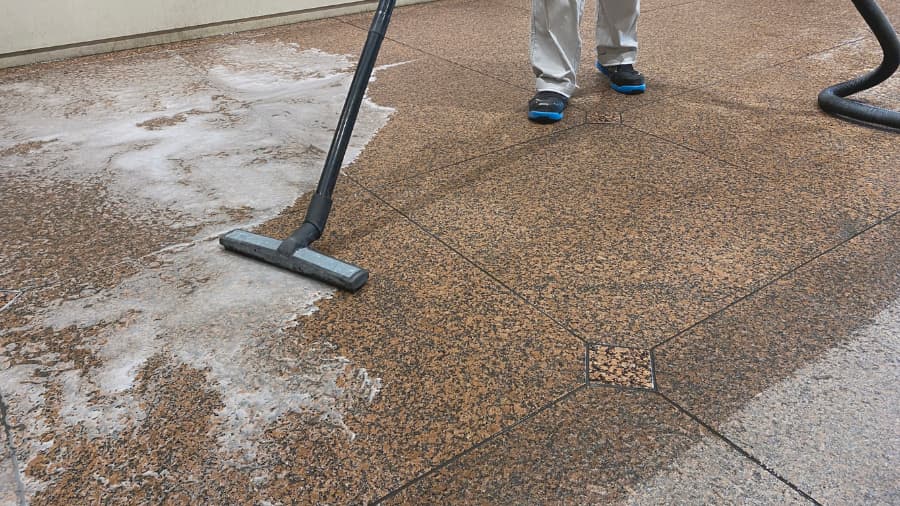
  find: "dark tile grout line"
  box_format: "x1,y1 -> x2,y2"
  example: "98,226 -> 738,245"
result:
362,117 -> 589,191
619,120 -> 883,221
334,1 -> 873,132
650,209 -> 897,353
657,391 -> 823,505
0,291 -> 23,313
616,35 -> 870,119
345,143 -> 593,347
371,384 -> 588,504
621,33 -> 866,121
0,392 -> 27,506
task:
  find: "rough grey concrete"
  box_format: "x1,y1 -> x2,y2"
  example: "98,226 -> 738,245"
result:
623,436 -> 810,505
720,297 -> 900,504
643,297 -> 900,505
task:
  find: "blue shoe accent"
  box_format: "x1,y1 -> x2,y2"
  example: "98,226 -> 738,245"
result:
528,91 -> 567,123
596,61 -> 610,76
610,82 -> 647,94
596,61 -> 646,95
528,110 -> 563,122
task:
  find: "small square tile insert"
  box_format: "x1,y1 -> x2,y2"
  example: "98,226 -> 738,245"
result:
588,344 -> 655,389
1,290 -> 20,311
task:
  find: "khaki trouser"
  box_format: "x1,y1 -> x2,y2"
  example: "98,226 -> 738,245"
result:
532,0 -> 640,97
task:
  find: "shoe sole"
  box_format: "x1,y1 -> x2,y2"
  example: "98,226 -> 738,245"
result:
596,62 -> 646,95
528,110 -> 563,123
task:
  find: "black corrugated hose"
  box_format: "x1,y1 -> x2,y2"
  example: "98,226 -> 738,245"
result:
818,0 -> 900,130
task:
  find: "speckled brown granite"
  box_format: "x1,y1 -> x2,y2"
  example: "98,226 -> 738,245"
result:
378,125 -> 872,347
242,185 -> 586,502
626,37 -> 900,218
588,344 -> 654,389
5,184 -> 584,504
386,387 -> 805,504
655,216 -> 899,426
176,22 -> 584,189
1,0 -> 897,504
0,261 -> 144,377
0,176 -> 193,289
341,0 -> 880,124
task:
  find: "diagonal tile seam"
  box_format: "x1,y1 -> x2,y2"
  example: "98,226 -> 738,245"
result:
0,291 -> 22,313
0,391 -> 27,506
372,384 -> 819,505
364,120 -> 592,192
335,16 -> 535,92
337,2 -> 871,121
617,35 -> 870,129
345,173 -> 593,346
371,384 -> 588,504
657,391 -> 823,505
649,210 -> 897,353
619,121 -> 886,222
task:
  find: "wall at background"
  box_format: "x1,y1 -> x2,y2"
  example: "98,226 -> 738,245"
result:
0,0 -> 428,68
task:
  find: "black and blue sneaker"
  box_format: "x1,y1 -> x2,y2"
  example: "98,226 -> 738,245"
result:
527,91 -> 568,123
596,62 -> 646,94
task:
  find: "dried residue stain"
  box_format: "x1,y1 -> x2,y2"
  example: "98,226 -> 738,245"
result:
0,40 -> 401,494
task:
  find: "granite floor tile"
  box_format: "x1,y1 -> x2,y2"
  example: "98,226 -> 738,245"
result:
341,0 -> 533,90
587,344 -> 655,389
655,217 -> 899,502
2,184 -> 584,504
386,387 -> 807,504
347,54 -> 586,186
175,18 -> 583,189
1,19 -> 414,289
626,37 -> 900,218
378,125 -> 871,347
0,175 -> 193,289
574,0 -> 876,121
340,0 -> 874,123
0,49 -> 216,289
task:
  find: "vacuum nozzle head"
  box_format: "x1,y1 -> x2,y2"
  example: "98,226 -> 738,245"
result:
220,229 -> 369,292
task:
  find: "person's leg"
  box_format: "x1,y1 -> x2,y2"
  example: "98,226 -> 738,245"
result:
595,0 -> 645,94
529,0 -> 585,122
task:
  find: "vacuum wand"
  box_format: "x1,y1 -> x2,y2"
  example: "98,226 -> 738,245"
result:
220,0 -> 396,292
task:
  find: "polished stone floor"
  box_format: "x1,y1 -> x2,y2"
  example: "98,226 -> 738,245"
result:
1,0 -> 898,504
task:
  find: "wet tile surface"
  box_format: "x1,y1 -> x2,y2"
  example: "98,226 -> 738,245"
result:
3,185 -> 584,504
388,387 -> 806,504
379,125 -> 872,347
656,217 -> 899,499
627,37 -> 900,218
588,344 -> 654,389
2,0 -> 898,503
176,18 -> 584,189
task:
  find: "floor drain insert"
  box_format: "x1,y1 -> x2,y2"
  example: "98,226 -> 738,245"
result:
1,290 -> 21,312
587,344 -> 655,390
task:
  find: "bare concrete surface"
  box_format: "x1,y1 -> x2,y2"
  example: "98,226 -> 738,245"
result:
719,298 -> 900,504
0,0 -> 898,503
622,437 -> 809,505
630,298 -> 900,505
